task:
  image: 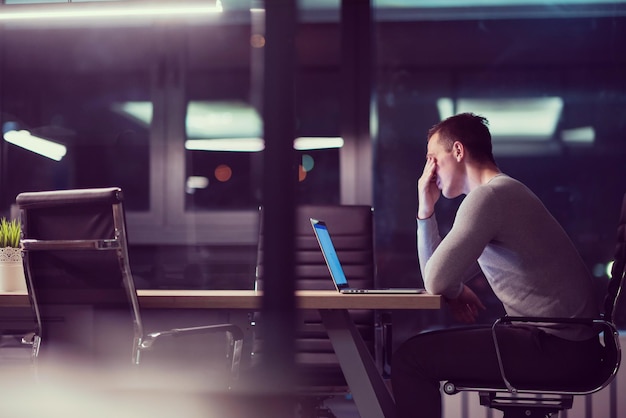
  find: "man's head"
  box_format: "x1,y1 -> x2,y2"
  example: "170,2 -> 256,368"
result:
427,112 -> 496,165
425,113 -> 496,198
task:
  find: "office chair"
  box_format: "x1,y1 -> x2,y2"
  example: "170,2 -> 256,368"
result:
255,205 -> 379,418
443,193 -> 626,418
16,187 -> 243,386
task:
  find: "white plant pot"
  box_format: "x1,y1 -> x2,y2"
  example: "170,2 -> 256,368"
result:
0,247 -> 27,292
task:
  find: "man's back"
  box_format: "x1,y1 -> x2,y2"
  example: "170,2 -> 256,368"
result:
461,175 -> 598,339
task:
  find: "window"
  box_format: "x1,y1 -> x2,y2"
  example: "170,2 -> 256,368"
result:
0,26 -> 152,212
373,3 -> 626,329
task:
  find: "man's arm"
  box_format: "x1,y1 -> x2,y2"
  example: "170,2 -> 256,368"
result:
417,216 -> 482,298
423,187 -> 501,297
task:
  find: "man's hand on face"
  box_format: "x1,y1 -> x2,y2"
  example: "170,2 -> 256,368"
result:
417,156 -> 441,219
446,284 -> 486,324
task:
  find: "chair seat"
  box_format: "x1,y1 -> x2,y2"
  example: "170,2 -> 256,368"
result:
445,335 -> 618,396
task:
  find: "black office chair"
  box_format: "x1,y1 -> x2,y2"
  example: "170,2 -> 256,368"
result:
255,205 -> 379,418
16,187 -> 243,387
443,193 -> 626,418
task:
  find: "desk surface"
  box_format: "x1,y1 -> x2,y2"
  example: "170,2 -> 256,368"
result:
0,289 -> 441,310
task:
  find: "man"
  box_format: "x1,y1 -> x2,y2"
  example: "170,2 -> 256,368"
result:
391,113 -> 602,418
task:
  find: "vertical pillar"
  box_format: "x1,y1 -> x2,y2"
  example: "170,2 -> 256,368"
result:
340,0 -> 373,205
259,0 -> 297,416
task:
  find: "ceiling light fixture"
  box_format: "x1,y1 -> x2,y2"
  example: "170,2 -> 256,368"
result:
293,137 -> 344,150
561,126 -> 595,144
185,137 -> 346,152
437,97 -> 563,140
0,0 -> 223,21
185,138 -> 265,152
3,129 -> 67,161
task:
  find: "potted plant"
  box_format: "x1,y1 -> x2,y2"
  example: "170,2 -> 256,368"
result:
0,217 -> 26,292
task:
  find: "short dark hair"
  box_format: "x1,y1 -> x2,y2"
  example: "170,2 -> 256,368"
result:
427,112 -> 496,165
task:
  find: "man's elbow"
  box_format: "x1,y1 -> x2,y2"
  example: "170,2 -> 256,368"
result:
423,273 -> 445,295
424,280 -> 446,295
423,271 -> 459,296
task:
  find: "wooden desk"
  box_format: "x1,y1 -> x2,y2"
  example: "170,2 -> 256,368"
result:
0,289 -> 441,418
0,289 -> 440,310
138,289 -> 440,310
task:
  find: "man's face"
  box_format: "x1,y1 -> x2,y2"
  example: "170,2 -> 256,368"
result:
426,133 -> 464,198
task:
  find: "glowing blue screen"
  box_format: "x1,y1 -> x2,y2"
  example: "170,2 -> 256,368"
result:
313,222 -> 348,286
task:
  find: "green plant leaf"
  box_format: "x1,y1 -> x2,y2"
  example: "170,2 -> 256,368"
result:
0,217 -> 21,248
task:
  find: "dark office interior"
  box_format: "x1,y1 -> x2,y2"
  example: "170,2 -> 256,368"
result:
0,1 -> 625,417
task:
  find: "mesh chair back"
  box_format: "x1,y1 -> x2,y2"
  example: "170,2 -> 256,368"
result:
17,187 -> 142,364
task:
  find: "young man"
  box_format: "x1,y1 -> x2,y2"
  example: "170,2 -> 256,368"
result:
391,113 -> 602,418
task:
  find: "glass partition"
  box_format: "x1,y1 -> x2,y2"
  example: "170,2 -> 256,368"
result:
0,26 -> 152,212
0,2 -> 345,290
2,1 -> 623,302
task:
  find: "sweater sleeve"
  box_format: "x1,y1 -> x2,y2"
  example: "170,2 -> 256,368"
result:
420,188 -> 501,298
417,215 -> 463,298
416,215 -> 441,279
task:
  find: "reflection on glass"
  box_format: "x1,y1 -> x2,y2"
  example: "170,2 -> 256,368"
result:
3,129 -> 67,161
437,97 -> 563,140
186,101 -> 262,139
181,100 -> 342,209
373,3 -> 626,322
0,27 -> 152,211
0,0 -> 223,22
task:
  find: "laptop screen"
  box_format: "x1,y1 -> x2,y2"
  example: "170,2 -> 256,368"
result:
310,218 -> 349,289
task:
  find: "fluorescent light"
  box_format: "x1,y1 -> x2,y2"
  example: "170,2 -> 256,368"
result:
3,129 -> 67,161
294,137 -> 344,150
0,1 -> 223,21
491,141 -> 562,157
186,176 -> 209,190
115,101 -> 343,152
111,102 -> 152,126
186,101 -> 262,139
374,0 -> 626,6
185,138 -> 265,152
185,136 -> 345,152
437,97 -> 563,140
561,126 -> 595,144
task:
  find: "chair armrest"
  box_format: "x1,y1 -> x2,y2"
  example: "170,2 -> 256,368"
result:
21,238 -> 120,251
142,323 -> 244,343
141,324 -> 244,380
497,315 -> 600,326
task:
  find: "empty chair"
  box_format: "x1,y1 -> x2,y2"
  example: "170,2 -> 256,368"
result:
255,205 -> 379,417
16,187 -> 243,387
443,193 -> 625,418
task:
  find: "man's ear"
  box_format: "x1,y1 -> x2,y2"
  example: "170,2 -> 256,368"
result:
453,141 -> 464,161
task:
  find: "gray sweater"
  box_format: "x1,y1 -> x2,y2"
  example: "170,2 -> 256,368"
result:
418,174 -> 599,340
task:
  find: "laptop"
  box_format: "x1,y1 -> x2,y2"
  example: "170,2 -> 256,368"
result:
310,218 -> 425,294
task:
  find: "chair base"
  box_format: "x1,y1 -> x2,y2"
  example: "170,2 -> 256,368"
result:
479,391 -> 573,418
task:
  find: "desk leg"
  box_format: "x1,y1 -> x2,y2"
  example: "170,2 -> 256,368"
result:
319,309 -> 397,418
